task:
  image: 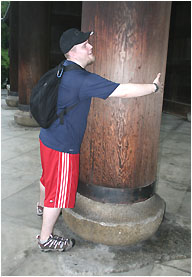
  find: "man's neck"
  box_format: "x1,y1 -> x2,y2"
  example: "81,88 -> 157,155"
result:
67,58 -> 85,68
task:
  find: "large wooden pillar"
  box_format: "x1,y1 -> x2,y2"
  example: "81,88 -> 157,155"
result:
15,2 -> 50,126
9,2 -> 19,96
63,2 -> 172,246
18,2 -> 50,107
6,2 -> 19,107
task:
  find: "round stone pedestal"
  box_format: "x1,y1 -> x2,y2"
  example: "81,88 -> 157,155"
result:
14,110 -> 39,127
6,95 -> 19,107
62,193 -> 165,246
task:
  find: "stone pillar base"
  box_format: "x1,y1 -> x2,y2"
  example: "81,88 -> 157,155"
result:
62,193 -> 165,246
6,95 -> 19,107
14,110 -> 39,127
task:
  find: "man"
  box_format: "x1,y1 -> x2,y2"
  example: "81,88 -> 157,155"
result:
36,28 -> 161,252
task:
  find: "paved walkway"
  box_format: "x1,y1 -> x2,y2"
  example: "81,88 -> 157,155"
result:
1,93 -> 191,276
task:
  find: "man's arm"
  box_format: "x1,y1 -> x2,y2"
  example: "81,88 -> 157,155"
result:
109,73 -> 162,98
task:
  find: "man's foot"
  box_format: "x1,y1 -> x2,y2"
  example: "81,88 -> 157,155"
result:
37,202 -> 44,216
36,234 -> 75,252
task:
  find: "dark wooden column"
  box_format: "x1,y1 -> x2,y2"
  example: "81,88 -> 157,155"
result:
18,2 -> 50,108
78,2 -> 171,203
9,2 -> 19,96
163,2 -> 191,117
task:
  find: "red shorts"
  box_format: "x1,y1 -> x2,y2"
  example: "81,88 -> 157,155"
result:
39,140 -> 80,208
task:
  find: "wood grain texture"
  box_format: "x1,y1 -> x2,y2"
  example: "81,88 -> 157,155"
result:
80,2 -> 171,189
18,2 -> 50,105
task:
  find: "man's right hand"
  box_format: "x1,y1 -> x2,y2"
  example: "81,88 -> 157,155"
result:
153,73 -> 163,92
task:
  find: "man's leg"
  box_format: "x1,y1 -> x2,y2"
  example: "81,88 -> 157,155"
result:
39,181 -> 45,207
36,181 -> 45,216
40,207 -> 61,241
37,207 -> 75,251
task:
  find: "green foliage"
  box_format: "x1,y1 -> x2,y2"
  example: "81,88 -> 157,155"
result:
1,1 -> 9,17
1,48 -> 9,87
2,19 -> 9,48
1,1 -> 10,88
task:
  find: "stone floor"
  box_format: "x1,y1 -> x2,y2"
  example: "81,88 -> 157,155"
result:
1,91 -> 191,276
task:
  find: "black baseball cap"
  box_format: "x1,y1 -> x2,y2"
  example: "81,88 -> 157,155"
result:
60,28 -> 94,54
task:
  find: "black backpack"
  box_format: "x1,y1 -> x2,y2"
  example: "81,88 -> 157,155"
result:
30,61 -> 84,129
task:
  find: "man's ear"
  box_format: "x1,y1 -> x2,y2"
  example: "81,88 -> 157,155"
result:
69,45 -> 77,58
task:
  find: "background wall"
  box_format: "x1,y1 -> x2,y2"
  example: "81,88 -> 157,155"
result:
163,1 -> 191,117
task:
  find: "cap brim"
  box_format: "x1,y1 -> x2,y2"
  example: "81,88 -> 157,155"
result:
76,31 -> 94,45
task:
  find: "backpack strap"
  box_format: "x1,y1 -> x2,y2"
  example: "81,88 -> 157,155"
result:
56,61 -> 84,78
63,63 -> 85,72
58,62 -> 85,125
58,103 -> 79,125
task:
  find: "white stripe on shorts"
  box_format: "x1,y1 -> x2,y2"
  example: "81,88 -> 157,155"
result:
54,152 -> 61,208
58,152 -> 70,208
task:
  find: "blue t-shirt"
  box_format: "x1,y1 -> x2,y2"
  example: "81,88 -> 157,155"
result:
39,61 -> 119,153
